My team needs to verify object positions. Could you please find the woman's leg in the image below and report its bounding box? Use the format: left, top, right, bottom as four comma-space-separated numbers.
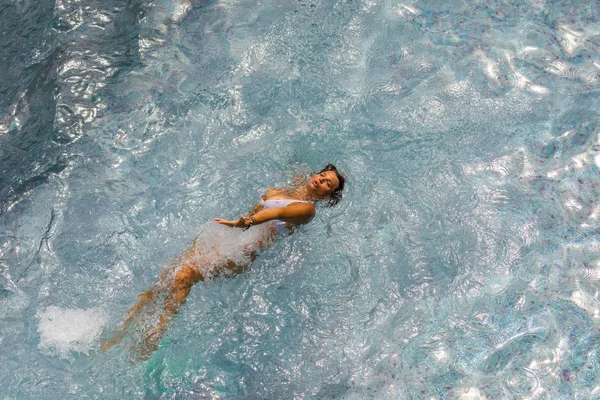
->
142, 266, 203, 342
100, 287, 161, 351
103, 228, 272, 359
101, 246, 205, 352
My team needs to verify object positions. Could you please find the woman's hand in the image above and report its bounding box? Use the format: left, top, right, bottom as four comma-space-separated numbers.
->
214, 215, 250, 228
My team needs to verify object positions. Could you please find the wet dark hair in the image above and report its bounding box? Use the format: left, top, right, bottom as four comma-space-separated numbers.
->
319, 164, 346, 206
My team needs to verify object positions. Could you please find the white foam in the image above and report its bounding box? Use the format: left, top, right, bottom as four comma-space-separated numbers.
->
169, 221, 272, 279
37, 306, 108, 358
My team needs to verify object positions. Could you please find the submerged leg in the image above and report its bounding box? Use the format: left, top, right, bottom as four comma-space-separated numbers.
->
101, 248, 200, 352
101, 285, 163, 351
132, 265, 205, 360
132, 257, 255, 361
104, 229, 270, 360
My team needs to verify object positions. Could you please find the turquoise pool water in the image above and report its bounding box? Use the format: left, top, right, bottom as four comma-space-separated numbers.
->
1, 0, 600, 398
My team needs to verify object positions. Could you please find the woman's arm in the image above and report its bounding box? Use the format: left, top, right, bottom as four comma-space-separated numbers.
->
251, 203, 315, 225
214, 203, 315, 228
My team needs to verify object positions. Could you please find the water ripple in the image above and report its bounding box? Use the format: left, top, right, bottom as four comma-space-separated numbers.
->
2, 0, 600, 398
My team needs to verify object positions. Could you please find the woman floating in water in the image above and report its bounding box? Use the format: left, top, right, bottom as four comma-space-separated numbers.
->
102, 164, 345, 360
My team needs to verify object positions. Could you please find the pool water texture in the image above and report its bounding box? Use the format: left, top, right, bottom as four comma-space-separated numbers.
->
1, 0, 600, 398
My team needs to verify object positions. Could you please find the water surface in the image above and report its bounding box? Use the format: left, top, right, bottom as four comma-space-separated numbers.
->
1, 0, 600, 398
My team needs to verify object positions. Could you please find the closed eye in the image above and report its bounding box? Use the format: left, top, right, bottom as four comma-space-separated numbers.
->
320, 172, 332, 187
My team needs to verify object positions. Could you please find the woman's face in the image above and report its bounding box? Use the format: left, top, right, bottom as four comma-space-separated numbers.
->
307, 170, 340, 198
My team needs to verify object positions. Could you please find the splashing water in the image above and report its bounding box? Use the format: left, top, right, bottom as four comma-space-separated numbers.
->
37, 306, 108, 359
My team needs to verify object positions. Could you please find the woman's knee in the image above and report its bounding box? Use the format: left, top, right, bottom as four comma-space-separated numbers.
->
174, 266, 203, 288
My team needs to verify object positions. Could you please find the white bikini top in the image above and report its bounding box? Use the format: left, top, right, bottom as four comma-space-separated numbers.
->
259, 198, 313, 233
261, 198, 312, 209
